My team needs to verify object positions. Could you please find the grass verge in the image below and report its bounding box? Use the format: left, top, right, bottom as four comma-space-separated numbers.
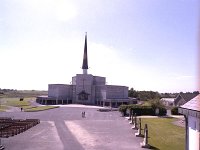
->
0, 105, 8, 112
24, 106, 59, 112
2, 97, 33, 107
141, 118, 185, 150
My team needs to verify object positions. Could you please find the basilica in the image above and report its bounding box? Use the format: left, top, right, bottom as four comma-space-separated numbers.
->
36, 34, 131, 107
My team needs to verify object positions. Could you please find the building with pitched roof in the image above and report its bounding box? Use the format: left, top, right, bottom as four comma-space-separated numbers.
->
179, 94, 200, 150
174, 92, 199, 106
36, 33, 130, 107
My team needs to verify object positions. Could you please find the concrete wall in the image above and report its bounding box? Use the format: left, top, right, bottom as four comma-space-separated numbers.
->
93, 76, 106, 85
106, 85, 128, 99
95, 85, 106, 100
48, 84, 72, 100
75, 74, 94, 104
72, 76, 76, 85
188, 116, 200, 150
48, 75, 129, 105
72, 85, 76, 102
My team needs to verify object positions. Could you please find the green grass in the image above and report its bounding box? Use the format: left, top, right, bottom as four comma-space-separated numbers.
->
0, 97, 59, 112
141, 118, 185, 150
24, 106, 59, 112
0, 90, 47, 98
22, 106, 37, 109
0, 105, 8, 112
2, 97, 34, 107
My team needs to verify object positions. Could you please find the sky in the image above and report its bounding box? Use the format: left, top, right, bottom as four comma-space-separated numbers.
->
0, 0, 199, 93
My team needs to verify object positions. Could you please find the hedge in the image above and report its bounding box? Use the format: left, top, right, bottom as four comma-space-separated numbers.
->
119, 105, 129, 116
171, 107, 180, 115
119, 104, 167, 116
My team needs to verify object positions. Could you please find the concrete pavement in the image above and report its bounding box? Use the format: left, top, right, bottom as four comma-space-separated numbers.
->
0, 106, 144, 150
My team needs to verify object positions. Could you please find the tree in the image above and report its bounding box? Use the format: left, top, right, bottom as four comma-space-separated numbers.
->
128, 88, 138, 98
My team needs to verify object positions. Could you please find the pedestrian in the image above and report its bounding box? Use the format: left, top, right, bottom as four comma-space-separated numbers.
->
81, 112, 83, 118
83, 111, 86, 118
21, 107, 23, 112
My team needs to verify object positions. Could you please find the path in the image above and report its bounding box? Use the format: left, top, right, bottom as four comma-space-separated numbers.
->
0, 106, 144, 150
5, 106, 21, 112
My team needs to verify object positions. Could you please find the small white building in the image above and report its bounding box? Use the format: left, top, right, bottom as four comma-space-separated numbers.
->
161, 93, 199, 107
179, 94, 200, 150
160, 98, 175, 106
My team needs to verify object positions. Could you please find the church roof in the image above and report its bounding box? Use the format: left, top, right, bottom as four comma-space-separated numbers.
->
82, 33, 88, 69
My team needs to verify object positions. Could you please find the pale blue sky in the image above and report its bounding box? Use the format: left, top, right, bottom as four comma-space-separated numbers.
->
0, 0, 199, 92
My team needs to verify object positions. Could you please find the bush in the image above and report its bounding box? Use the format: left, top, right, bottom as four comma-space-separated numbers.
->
119, 105, 129, 116
158, 107, 167, 116
119, 104, 167, 116
131, 105, 155, 116
98, 108, 111, 112
148, 99, 167, 116
149, 99, 165, 108
171, 107, 180, 115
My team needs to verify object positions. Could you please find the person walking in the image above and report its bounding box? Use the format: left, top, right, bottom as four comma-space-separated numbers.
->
81, 112, 83, 118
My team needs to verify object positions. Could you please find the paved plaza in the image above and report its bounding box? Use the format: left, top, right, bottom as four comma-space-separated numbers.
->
0, 105, 144, 150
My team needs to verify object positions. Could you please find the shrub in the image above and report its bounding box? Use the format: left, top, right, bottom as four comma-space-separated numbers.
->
149, 99, 165, 108
119, 104, 167, 116
98, 108, 111, 112
130, 105, 155, 116
171, 107, 180, 115
158, 107, 167, 116
119, 105, 129, 116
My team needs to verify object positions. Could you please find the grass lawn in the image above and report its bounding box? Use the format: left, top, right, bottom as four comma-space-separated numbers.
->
0, 97, 59, 112
24, 106, 59, 112
141, 118, 185, 150
0, 105, 8, 112
2, 97, 33, 107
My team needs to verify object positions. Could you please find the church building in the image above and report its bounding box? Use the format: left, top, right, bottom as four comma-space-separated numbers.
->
36, 33, 130, 107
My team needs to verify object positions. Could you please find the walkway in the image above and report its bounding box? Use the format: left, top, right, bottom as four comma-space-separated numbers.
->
5, 106, 21, 112
0, 106, 144, 150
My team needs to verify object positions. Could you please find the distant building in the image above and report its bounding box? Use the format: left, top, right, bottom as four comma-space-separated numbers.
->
161, 93, 199, 107
160, 98, 175, 106
179, 94, 200, 150
36, 33, 131, 107
174, 93, 199, 106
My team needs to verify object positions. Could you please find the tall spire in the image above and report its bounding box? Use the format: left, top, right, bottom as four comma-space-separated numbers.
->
82, 32, 88, 74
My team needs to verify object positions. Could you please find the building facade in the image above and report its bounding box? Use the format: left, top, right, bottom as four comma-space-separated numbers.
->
179, 94, 200, 150
36, 33, 130, 107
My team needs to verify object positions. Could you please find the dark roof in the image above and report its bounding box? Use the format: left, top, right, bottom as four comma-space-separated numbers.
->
180, 94, 200, 111
178, 93, 199, 102
82, 33, 88, 69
